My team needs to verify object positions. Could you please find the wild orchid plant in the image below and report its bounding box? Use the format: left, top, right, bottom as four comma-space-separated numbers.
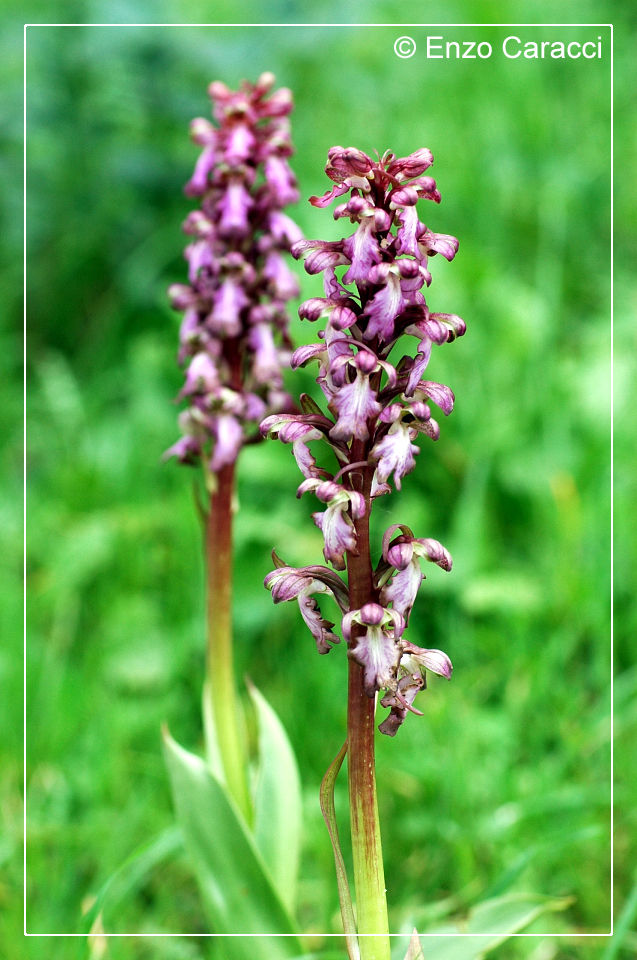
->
165, 73, 302, 824
263, 145, 465, 959
158, 86, 571, 955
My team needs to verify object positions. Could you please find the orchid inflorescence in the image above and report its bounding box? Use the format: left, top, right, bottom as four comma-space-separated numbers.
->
166, 73, 302, 478
263, 145, 465, 735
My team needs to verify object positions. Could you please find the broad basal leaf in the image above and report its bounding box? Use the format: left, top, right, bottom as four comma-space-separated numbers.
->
250, 682, 302, 914
163, 727, 302, 960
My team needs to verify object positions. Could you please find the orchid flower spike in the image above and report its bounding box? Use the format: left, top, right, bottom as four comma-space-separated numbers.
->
166, 74, 302, 480
264, 145, 465, 734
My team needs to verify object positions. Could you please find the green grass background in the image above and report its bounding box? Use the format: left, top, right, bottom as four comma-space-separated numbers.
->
5, 1, 636, 957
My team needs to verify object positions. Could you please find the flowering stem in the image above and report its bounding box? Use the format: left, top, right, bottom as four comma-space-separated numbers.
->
264, 142, 463, 951
346, 455, 391, 960
167, 72, 300, 827
206, 461, 251, 823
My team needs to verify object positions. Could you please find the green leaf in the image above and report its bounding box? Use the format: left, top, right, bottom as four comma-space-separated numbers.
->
162, 727, 302, 960
408, 893, 572, 960
249, 682, 302, 914
319, 740, 360, 960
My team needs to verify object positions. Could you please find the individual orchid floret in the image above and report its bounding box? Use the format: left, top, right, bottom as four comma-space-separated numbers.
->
378, 642, 453, 736
328, 351, 384, 442
361, 260, 429, 343
309, 146, 375, 207
292, 239, 349, 275
400, 309, 467, 394
209, 413, 244, 472
297, 294, 359, 330
163, 410, 204, 465
342, 214, 385, 284
342, 603, 405, 698
410, 380, 455, 416
291, 330, 372, 404
167, 75, 302, 480
298, 478, 366, 570
260, 410, 337, 478
400, 640, 453, 681
264, 554, 348, 653
370, 405, 421, 490
377, 524, 452, 623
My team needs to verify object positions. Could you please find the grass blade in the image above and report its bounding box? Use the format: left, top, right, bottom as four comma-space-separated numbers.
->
162, 727, 302, 960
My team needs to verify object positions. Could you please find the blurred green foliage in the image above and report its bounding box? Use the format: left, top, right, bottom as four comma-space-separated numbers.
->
6, 2, 635, 958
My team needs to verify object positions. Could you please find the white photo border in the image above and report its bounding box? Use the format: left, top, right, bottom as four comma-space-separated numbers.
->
23, 19, 615, 942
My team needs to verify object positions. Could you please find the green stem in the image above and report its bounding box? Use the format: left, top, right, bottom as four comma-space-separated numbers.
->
346, 456, 391, 960
205, 461, 251, 823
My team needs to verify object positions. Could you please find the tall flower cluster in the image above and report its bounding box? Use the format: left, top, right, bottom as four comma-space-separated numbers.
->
166, 73, 302, 475
263, 146, 465, 735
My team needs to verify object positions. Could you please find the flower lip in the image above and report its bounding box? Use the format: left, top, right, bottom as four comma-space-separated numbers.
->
313, 500, 358, 570
370, 422, 420, 492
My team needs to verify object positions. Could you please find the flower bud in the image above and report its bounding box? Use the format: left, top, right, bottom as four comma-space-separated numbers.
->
387, 148, 434, 179
326, 146, 374, 179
